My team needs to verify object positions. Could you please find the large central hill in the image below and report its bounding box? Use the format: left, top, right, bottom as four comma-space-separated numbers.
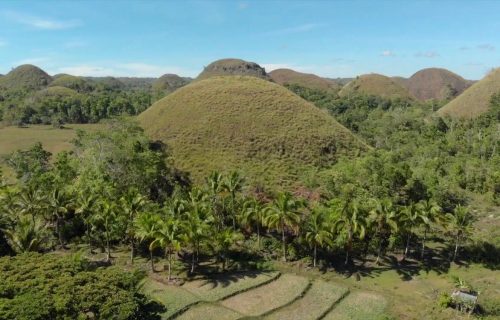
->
0, 64, 52, 91
269, 68, 341, 91
407, 68, 470, 100
339, 74, 413, 99
138, 76, 367, 187
197, 59, 269, 80
437, 68, 500, 119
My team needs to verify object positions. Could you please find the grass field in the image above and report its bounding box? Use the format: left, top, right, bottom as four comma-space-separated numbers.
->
182, 271, 280, 301
263, 280, 349, 320
175, 303, 241, 320
220, 273, 310, 316
323, 291, 387, 320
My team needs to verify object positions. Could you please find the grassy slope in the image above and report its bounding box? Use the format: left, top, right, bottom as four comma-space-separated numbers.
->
437, 68, 500, 119
269, 68, 341, 92
0, 64, 52, 91
138, 76, 367, 187
407, 68, 470, 101
339, 74, 414, 99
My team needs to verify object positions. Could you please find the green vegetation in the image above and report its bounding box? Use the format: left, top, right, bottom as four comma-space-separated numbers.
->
138, 76, 367, 187
196, 58, 269, 80
407, 67, 470, 101
322, 291, 387, 320
438, 68, 500, 118
339, 74, 414, 99
152, 74, 190, 100
269, 68, 341, 92
176, 303, 241, 320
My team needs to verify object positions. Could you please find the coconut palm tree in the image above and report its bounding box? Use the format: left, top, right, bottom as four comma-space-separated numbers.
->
209, 228, 243, 270
206, 171, 224, 229
120, 190, 147, 264
304, 208, 333, 267
400, 203, 429, 261
265, 192, 303, 262
93, 200, 121, 262
182, 209, 209, 274
446, 205, 475, 262
416, 199, 441, 260
75, 191, 97, 253
370, 198, 398, 265
3, 215, 49, 253
239, 197, 266, 249
222, 171, 244, 229
329, 199, 367, 265
135, 211, 162, 272
17, 186, 46, 224
46, 187, 73, 248
151, 217, 182, 280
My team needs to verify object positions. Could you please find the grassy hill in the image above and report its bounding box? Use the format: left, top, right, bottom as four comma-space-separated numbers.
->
197, 58, 269, 80
339, 74, 413, 99
152, 74, 190, 95
407, 68, 470, 100
437, 68, 500, 119
0, 64, 52, 91
49, 74, 92, 92
269, 68, 341, 92
138, 76, 367, 187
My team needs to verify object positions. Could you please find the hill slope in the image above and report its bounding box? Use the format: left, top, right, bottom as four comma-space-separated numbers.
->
437, 68, 500, 118
269, 68, 340, 91
339, 74, 413, 99
138, 76, 367, 186
0, 64, 52, 91
152, 74, 190, 95
407, 68, 470, 100
197, 59, 269, 80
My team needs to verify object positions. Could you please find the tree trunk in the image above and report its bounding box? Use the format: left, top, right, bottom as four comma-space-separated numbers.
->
453, 233, 460, 262
256, 224, 261, 249
191, 246, 196, 274
376, 240, 383, 265
313, 244, 317, 268
86, 223, 93, 254
421, 229, 427, 261
56, 217, 64, 249
168, 250, 172, 281
150, 249, 155, 272
130, 239, 134, 265
345, 248, 349, 265
105, 229, 111, 262
403, 233, 411, 261
281, 221, 286, 262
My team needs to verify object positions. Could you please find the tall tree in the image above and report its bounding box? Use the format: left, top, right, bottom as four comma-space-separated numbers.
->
46, 188, 73, 248
151, 217, 181, 280
265, 192, 303, 262
416, 199, 441, 260
370, 198, 398, 265
446, 205, 475, 262
120, 190, 147, 264
135, 211, 161, 272
3, 215, 49, 253
399, 203, 428, 261
222, 171, 244, 229
304, 208, 333, 267
239, 197, 266, 249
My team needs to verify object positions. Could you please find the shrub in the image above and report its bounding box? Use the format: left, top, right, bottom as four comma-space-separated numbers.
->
437, 292, 452, 308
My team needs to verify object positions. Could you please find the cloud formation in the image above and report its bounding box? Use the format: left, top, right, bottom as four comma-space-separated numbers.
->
4, 11, 81, 30
55, 62, 197, 77
381, 50, 396, 57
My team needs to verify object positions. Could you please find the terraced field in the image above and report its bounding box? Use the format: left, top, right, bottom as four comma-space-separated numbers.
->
142, 271, 387, 320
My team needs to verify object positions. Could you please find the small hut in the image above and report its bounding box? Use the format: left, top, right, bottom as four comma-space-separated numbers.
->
451, 290, 478, 314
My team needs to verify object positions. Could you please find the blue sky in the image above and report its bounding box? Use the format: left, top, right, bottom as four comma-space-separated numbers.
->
0, 0, 498, 79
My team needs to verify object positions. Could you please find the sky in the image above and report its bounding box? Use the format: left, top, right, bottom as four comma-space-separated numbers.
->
0, 0, 498, 80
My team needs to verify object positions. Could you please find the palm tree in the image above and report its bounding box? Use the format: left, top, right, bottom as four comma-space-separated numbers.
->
93, 200, 121, 262
17, 186, 46, 224
151, 218, 181, 280
416, 200, 441, 260
446, 205, 475, 262
46, 188, 73, 248
304, 208, 333, 267
370, 199, 398, 265
75, 192, 97, 253
239, 198, 266, 249
222, 171, 244, 229
206, 171, 223, 228
209, 228, 243, 270
329, 199, 367, 265
400, 203, 428, 261
182, 210, 208, 274
265, 192, 303, 262
135, 212, 162, 272
3, 215, 49, 253
120, 190, 147, 264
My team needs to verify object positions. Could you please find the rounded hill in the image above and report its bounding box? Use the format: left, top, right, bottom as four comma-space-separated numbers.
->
339, 74, 413, 99
0, 64, 52, 91
138, 76, 367, 186
152, 74, 190, 94
407, 68, 469, 100
437, 68, 500, 119
197, 59, 269, 80
49, 74, 92, 92
269, 68, 340, 91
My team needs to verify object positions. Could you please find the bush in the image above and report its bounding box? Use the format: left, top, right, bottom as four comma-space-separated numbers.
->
437, 292, 452, 308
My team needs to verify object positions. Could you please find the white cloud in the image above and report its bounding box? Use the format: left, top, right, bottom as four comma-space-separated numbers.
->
4, 11, 81, 30
477, 43, 495, 51
415, 51, 439, 58
263, 23, 326, 36
381, 50, 396, 57
55, 62, 197, 77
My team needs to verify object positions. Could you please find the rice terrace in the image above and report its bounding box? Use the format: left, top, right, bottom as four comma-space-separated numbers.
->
0, 1, 499, 320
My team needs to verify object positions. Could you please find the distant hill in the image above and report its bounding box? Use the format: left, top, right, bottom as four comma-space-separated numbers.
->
327, 77, 354, 86
407, 68, 470, 100
152, 74, 190, 96
339, 74, 413, 99
138, 76, 367, 187
0, 64, 52, 91
197, 58, 269, 80
269, 69, 341, 92
49, 75, 92, 92
391, 76, 409, 88
85, 76, 126, 91
437, 68, 500, 119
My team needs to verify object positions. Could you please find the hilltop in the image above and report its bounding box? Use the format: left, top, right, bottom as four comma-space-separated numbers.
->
197, 58, 269, 80
138, 76, 367, 187
269, 68, 341, 92
437, 68, 500, 118
0, 64, 52, 91
339, 74, 413, 99
152, 74, 190, 96
49, 74, 92, 92
407, 68, 470, 100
